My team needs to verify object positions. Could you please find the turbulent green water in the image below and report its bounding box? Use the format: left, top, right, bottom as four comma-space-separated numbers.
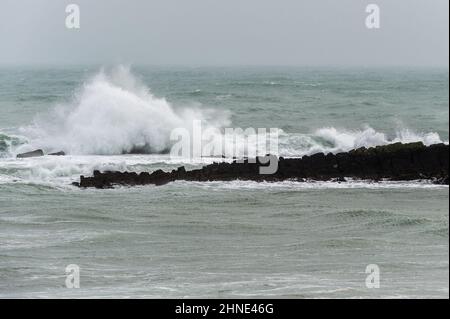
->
0, 66, 448, 298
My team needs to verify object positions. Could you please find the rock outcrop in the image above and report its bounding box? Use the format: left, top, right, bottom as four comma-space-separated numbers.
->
16, 149, 44, 158
16, 149, 66, 158
49, 151, 66, 156
75, 142, 449, 188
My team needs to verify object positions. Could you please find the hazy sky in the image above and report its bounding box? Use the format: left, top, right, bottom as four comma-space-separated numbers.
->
0, 0, 448, 66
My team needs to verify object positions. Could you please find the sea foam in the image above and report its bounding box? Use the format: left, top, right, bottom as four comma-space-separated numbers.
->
18, 66, 230, 155
7, 66, 447, 158
277, 126, 444, 157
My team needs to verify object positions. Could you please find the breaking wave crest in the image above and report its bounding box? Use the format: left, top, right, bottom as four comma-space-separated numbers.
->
3, 66, 446, 158
279, 126, 445, 156
18, 66, 231, 155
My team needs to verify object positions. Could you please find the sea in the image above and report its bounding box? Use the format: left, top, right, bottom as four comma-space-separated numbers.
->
0, 65, 448, 298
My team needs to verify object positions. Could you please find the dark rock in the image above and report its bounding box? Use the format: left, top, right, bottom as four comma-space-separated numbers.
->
434, 175, 449, 185
334, 176, 347, 183
16, 149, 44, 158
49, 151, 65, 156
76, 142, 450, 188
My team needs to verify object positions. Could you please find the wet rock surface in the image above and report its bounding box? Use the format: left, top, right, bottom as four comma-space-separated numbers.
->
17, 149, 66, 158
16, 149, 44, 158
75, 142, 449, 188
48, 151, 66, 156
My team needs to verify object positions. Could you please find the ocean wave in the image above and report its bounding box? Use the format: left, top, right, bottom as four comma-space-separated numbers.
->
0, 133, 27, 157
16, 66, 231, 156
3, 125, 446, 160
177, 179, 448, 191
278, 126, 445, 157
4, 66, 444, 158
1, 153, 448, 190
0, 154, 213, 188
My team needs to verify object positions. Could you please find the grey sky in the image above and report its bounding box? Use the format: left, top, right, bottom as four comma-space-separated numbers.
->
0, 0, 448, 66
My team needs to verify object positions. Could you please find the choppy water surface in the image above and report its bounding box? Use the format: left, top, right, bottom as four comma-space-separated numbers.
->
0, 66, 448, 298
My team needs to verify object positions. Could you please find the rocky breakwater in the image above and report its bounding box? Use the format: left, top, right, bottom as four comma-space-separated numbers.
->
16, 150, 66, 158
75, 142, 449, 188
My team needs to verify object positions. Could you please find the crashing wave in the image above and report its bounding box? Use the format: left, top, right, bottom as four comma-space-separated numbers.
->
18, 66, 231, 155
4, 66, 447, 158
278, 126, 445, 157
